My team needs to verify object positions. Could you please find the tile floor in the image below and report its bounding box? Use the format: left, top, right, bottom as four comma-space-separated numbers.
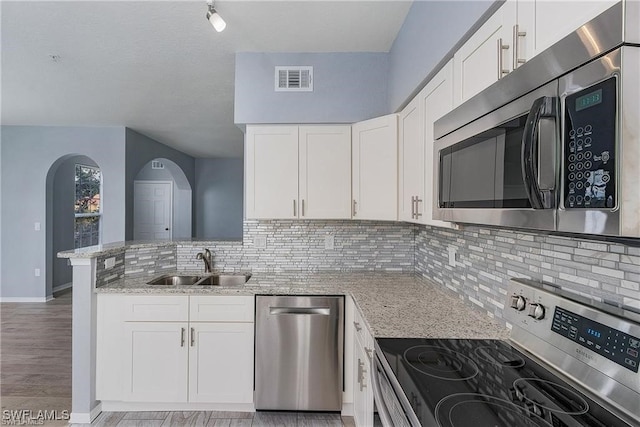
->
92, 410, 355, 427
1, 290, 355, 426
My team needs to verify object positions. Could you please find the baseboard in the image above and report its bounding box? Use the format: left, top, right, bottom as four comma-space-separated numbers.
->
0, 296, 53, 303
100, 401, 255, 412
69, 403, 102, 425
341, 402, 354, 416
53, 282, 72, 293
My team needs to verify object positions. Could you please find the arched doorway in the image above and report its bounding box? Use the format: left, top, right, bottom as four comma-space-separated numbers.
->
133, 158, 192, 240
46, 155, 101, 297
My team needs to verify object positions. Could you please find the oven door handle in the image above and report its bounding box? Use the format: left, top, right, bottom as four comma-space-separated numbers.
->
371, 356, 395, 427
522, 96, 557, 209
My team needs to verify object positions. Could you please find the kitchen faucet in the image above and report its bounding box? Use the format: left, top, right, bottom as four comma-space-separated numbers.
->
195, 248, 213, 273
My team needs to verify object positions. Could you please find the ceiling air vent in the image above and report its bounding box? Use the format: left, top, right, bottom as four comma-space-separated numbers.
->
151, 160, 165, 170
275, 66, 313, 92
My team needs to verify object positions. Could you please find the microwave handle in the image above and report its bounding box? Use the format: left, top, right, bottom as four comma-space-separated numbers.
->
522, 96, 557, 209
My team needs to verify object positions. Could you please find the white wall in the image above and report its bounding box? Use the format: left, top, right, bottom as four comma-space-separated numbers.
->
0, 126, 126, 300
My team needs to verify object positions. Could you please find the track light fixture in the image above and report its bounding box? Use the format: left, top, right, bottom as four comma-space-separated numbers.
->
206, 1, 226, 32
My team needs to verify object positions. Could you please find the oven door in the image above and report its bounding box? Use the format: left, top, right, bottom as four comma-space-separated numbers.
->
434, 80, 559, 231
372, 353, 421, 427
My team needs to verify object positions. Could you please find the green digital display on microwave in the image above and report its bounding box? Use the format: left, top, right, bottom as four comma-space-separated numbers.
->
575, 88, 603, 111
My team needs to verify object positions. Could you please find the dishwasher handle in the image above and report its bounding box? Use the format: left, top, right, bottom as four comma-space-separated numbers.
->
269, 306, 331, 315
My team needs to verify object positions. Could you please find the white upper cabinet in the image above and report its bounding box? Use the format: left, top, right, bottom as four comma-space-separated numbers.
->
299, 126, 352, 219
245, 125, 352, 220
398, 96, 424, 223
352, 115, 398, 221
453, 0, 516, 106
245, 125, 299, 219
454, 0, 620, 107
517, 0, 619, 59
420, 60, 456, 228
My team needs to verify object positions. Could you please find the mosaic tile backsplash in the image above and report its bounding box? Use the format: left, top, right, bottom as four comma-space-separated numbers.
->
178, 220, 415, 274
415, 224, 640, 325
96, 218, 640, 324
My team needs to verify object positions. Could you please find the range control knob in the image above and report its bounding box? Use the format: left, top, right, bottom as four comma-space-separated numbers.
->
528, 303, 546, 320
510, 295, 527, 311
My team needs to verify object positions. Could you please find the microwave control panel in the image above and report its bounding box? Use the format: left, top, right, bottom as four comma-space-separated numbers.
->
563, 77, 617, 209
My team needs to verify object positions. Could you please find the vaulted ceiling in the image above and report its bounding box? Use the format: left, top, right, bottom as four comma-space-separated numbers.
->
1, 1, 412, 158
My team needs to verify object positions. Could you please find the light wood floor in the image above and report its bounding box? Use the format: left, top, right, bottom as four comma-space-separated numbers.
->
1, 289, 72, 426
1, 290, 355, 426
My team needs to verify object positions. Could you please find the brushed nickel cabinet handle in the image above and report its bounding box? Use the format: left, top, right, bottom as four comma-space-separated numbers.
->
513, 25, 526, 70
415, 197, 423, 218
301, 199, 305, 217
411, 196, 416, 219
180, 328, 186, 347
190, 327, 195, 347
293, 199, 297, 217
352, 200, 357, 216
497, 38, 510, 80
358, 359, 367, 391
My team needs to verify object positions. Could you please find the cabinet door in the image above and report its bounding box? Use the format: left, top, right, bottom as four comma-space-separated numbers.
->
122, 322, 188, 402
352, 333, 374, 427
299, 126, 352, 219
453, 0, 516, 106
188, 322, 254, 403
398, 96, 424, 223
352, 115, 398, 221
245, 125, 299, 219
517, 0, 618, 62
421, 60, 457, 229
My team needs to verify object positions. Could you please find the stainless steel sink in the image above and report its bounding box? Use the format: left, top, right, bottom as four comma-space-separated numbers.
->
147, 275, 204, 286
147, 273, 251, 286
195, 274, 252, 286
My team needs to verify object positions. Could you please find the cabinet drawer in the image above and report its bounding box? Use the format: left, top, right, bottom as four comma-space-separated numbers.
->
189, 296, 255, 322
122, 296, 189, 322
353, 305, 373, 349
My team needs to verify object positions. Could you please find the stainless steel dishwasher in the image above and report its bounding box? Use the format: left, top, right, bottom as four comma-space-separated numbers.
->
254, 295, 344, 411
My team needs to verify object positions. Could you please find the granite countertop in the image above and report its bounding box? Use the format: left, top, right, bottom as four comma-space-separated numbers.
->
97, 271, 510, 340
57, 238, 241, 259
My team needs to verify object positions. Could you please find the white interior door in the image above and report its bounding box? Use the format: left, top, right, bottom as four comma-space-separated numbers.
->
134, 181, 173, 240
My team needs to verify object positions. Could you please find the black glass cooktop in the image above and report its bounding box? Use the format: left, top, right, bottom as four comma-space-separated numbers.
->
375, 338, 633, 427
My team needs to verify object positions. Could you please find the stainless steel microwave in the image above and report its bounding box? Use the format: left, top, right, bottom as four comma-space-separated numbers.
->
433, 3, 639, 238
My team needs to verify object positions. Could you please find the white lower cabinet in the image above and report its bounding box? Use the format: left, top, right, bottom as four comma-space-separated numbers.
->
97, 294, 254, 407
188, 322, 254, 403
351, 303, 374, 427
123, 322, 189, 402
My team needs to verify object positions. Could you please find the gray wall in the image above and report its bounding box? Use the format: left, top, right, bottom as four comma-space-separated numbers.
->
387, 0, 495, 111
0, 125, 126, 299
52, 155, 99, 290
125, 129, 195, 240
234, 52, 389, 124
194, 158, 243, 240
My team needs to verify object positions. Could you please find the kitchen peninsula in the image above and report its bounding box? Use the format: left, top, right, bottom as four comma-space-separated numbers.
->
59, 238, 509, 424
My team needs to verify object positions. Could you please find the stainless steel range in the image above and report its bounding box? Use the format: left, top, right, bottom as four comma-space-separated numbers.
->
373, 279, 640, 426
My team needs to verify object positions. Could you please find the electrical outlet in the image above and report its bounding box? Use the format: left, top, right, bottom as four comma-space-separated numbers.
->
104, 257, 116, 269
34, 268, 41, 277
448, 247, 457, 267
34, 222, 41, 231
254, 236, 267, 249
324, 235, 335, 250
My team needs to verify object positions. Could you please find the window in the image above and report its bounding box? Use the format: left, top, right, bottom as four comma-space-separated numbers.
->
74, 164, 102, 248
